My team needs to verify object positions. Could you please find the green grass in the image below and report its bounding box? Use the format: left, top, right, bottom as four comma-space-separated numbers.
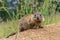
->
0, 20, 18, 38
0, 14, 60, 38
43, 13, 60, 26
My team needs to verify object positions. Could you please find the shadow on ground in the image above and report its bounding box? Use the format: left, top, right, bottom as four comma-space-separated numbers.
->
0, 23, 60, 40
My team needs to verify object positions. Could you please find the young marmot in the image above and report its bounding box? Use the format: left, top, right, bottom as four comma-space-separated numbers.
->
6, 12, 44, 38
18, 12, 44, 32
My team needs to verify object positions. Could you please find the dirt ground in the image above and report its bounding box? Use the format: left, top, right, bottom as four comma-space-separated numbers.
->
0, 22, 60, 40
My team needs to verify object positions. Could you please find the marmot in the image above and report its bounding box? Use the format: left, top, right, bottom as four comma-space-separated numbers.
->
19, 12, 44, 32
6, 12, 44, 38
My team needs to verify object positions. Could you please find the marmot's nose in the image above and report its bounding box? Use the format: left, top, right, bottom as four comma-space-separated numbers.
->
37, 17, 39, 20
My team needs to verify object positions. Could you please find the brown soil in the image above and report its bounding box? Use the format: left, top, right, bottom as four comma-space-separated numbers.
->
0, 23, 60, 40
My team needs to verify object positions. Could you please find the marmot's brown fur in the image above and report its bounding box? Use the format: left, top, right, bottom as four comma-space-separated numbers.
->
6, 12, 44, 38
19, 12, 44, 32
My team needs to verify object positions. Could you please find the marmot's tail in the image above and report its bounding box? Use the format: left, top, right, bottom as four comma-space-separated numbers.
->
6, 32, 16, 38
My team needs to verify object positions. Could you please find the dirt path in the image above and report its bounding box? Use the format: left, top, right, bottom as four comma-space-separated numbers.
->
0, 23, 60, 40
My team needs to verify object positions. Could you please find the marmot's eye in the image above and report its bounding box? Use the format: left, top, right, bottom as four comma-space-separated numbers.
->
40, 14, 42, 16
34, 14, 36, 18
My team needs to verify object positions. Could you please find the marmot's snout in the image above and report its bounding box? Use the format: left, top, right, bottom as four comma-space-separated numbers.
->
37, 17, 39, 20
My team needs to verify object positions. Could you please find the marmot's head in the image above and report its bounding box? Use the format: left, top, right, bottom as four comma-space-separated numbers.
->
32, 12, 44, 22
